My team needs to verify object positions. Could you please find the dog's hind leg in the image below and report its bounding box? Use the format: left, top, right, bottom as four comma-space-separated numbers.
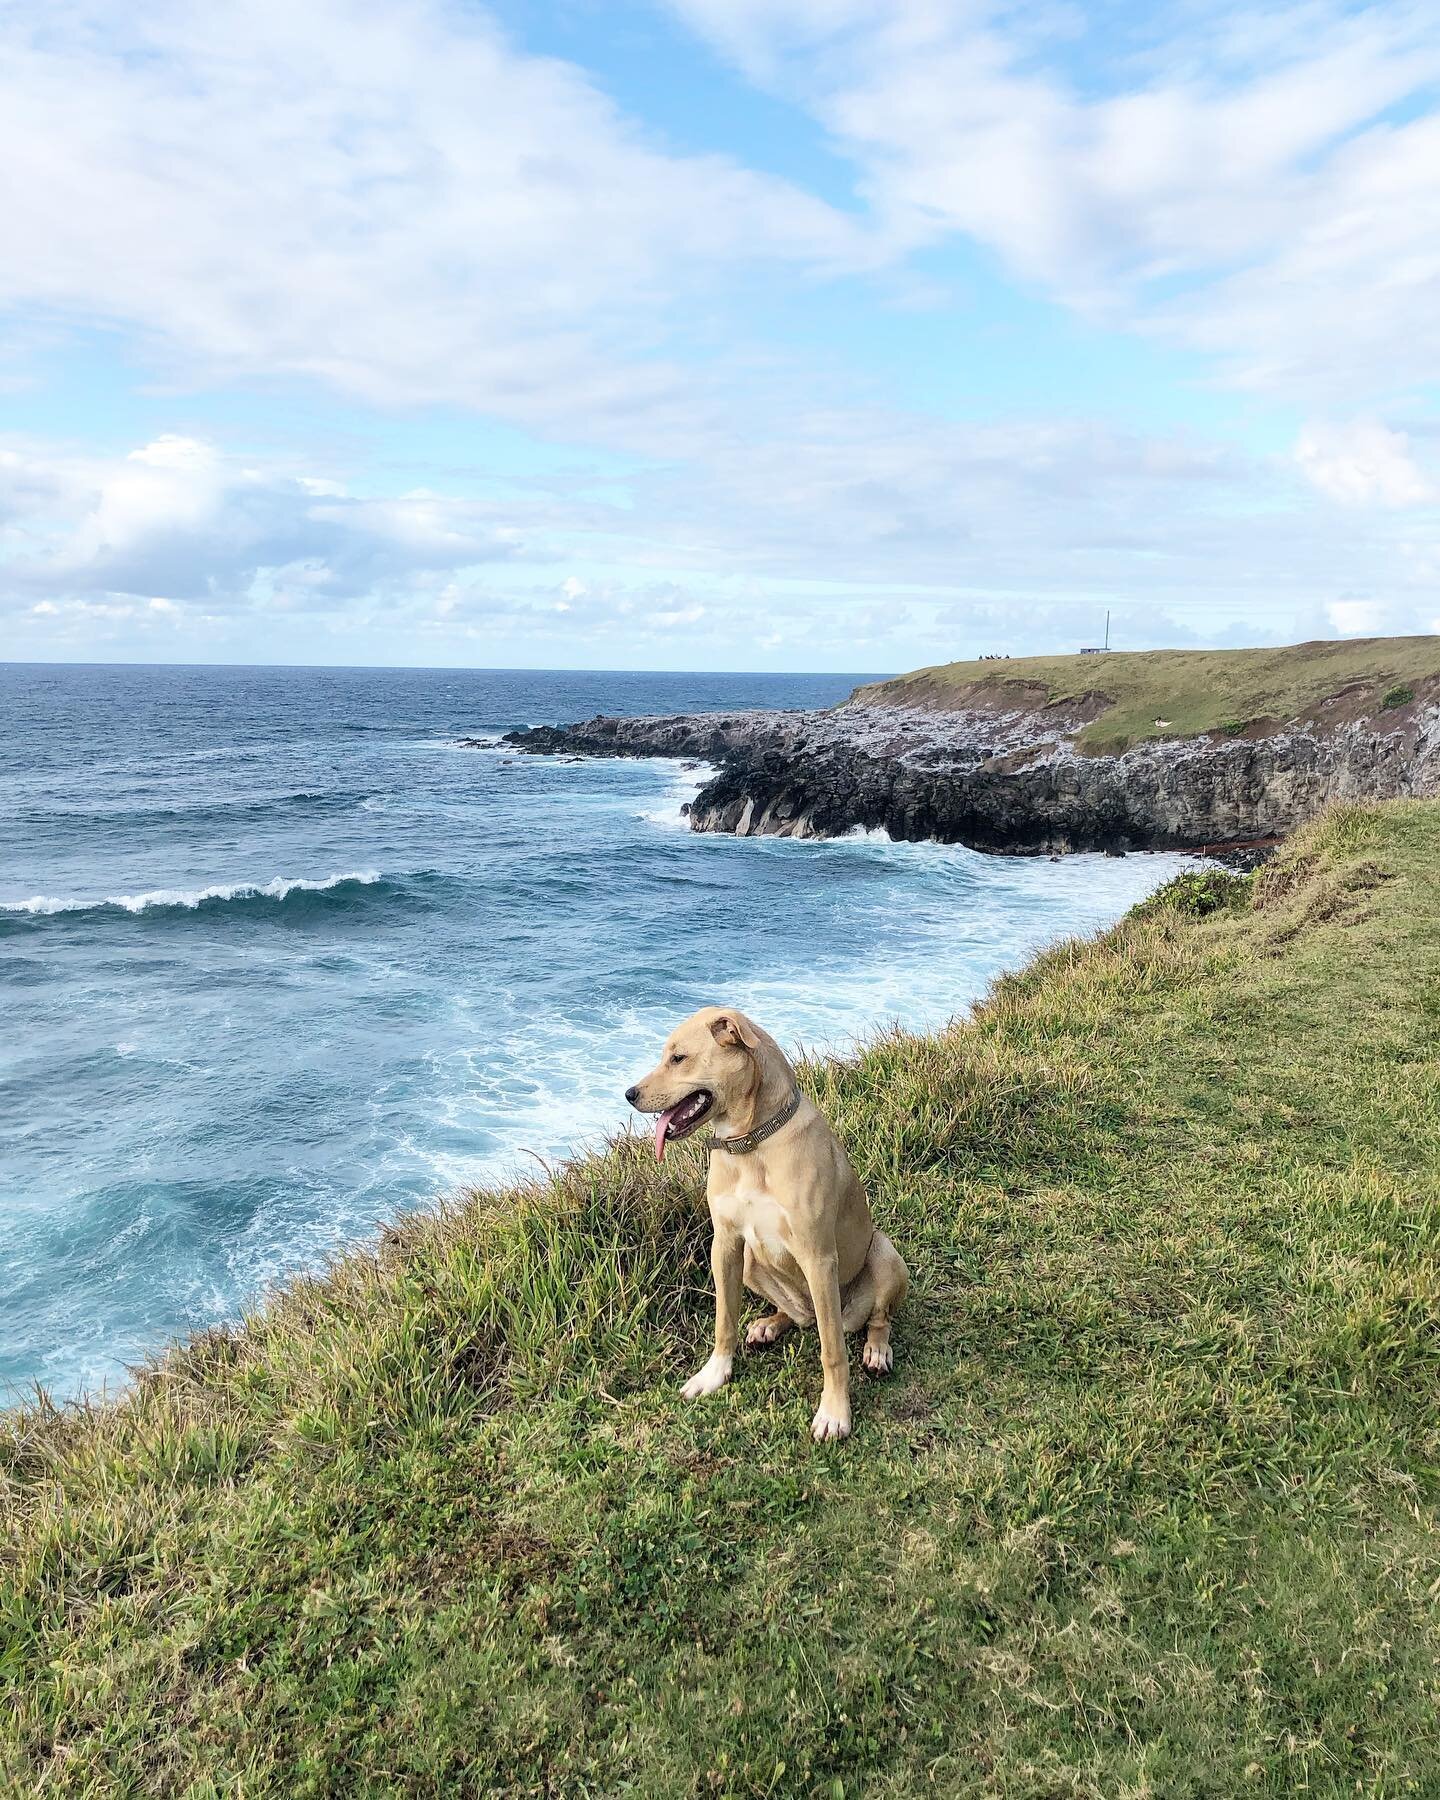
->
743, 1245, 797, 1349
746, 1311, 794, 1350
858, 1230, 909, 1376
840, 1264, 875, 1334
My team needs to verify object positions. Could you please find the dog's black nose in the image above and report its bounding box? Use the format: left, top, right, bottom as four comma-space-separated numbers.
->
624, 1084, 640, 1107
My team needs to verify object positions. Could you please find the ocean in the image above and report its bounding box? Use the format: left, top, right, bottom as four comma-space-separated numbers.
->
0, 663, 1191, 1402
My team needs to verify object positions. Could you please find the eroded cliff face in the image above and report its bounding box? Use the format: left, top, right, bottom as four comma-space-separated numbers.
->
500, 695, 1440, 854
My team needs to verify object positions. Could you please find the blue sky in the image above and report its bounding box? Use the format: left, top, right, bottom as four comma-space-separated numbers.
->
2, 0, 1438, 670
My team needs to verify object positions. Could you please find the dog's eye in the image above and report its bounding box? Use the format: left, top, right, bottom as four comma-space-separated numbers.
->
669, 1052, 686, 1065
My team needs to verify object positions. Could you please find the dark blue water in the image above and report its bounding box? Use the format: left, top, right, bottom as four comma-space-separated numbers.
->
0, 664, 1189, 1401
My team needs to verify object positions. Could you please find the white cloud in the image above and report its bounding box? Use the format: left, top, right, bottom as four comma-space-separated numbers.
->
1328, 596, 1390, 634
0, 0, 869, 449
1323, 595, 1440, 637
0, 434, 534, 608
667, 0, 1440, 404
1296, 421, 1434, 507
67, 436, 226, 567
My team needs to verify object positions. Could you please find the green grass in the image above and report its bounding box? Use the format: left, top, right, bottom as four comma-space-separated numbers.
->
5, 801, 1440, 1797
850, 636, 1440, 753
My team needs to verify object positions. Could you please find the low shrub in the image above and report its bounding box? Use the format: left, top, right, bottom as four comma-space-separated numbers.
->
1129, 866, 1251, 919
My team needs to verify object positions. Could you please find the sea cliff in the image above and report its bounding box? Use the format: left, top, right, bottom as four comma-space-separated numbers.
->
499, 639, 1440, 854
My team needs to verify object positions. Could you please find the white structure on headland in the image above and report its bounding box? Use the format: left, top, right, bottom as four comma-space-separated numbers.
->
1080, 609, 1112, 654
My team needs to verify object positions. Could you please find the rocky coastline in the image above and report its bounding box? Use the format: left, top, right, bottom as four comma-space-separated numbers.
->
494, 689, 1440, 858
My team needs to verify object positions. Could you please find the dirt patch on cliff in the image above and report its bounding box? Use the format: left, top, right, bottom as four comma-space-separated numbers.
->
851, 675, 1111, 730
850, 674, 1053, 714
1296, 670, 1440, 732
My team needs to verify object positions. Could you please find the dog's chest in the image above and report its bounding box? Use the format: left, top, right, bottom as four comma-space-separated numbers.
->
710, 1178, 797, 1272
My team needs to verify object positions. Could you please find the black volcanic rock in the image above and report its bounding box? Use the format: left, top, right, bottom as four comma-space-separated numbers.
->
493, 697, 1440, 856
501, 712, 800, 761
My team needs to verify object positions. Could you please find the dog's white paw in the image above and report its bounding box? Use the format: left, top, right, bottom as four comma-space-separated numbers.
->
810, 1403, 852, 1442
862, 1339, 894, 1376
680, 1354, 733, 1400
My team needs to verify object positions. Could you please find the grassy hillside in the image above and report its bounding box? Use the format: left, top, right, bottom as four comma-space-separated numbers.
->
850, 635, 1440, 754
5, 802, 1440, 1797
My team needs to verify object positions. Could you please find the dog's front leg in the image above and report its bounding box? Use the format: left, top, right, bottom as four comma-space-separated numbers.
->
681, 1226, 743, 1400
800, 1249, 851, 1442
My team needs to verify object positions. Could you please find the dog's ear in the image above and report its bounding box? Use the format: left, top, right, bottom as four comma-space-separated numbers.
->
710, 1012, 761, 1051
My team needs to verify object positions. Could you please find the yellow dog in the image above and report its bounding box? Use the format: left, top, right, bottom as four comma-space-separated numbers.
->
626, 1007, 909, 1441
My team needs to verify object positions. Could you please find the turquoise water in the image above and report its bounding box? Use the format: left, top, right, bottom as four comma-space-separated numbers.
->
0, 664, 1190, 1401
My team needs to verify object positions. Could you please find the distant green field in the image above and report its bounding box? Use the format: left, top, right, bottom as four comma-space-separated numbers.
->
851, 635, 1440, 753
5, 801, 1440, 1797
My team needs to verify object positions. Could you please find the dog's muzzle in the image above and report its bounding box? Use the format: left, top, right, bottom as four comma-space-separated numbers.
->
628, 1086, 714, 1160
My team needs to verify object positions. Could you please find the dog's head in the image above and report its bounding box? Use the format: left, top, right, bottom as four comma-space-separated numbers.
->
625, 1006, 773, 1159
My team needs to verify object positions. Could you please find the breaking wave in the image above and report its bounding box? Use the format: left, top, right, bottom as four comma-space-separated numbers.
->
1, 870, 386, 919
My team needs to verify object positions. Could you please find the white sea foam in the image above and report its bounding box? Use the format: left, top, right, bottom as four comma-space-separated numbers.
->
637, 760, 715, 830
403, 733, 508, 753
377, 852, 1188, 1197
1, 870, 383, 916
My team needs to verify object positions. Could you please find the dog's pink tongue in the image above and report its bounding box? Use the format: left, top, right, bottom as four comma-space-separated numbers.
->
655, 1105, 679, 1162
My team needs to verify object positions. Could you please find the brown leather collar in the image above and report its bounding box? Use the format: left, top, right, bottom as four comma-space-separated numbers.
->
710, 1089, 801, 1156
